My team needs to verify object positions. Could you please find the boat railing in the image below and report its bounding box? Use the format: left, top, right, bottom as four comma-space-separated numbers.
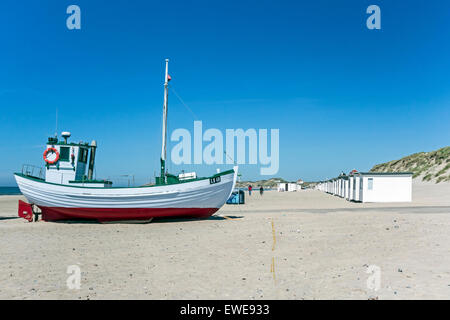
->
22, 164, 45, 180
106, 174, 136, 187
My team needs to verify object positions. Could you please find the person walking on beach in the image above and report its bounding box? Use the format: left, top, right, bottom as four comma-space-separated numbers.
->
259, 186, 264, 196
248, 185, 252, 196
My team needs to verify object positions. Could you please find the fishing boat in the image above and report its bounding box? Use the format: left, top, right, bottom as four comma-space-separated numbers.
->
14, 59, 238, 222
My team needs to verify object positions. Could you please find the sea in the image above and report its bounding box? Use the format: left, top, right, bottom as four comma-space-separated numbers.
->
0, 187, 21, 195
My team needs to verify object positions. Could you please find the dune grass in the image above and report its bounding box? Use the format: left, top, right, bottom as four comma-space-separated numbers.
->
370, 146, 450, 183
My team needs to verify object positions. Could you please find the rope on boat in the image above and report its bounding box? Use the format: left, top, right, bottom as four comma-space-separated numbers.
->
170, 86, 199, 120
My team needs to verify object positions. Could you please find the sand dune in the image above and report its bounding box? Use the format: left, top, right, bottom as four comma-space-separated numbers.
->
0, 181, 449, 299
370, 146, 450, 183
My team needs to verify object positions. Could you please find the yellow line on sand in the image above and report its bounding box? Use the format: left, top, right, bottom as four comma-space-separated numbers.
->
270, 256, 276, 282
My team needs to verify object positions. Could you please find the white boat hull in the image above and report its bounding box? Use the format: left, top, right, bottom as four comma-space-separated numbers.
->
14, 167, 237, 222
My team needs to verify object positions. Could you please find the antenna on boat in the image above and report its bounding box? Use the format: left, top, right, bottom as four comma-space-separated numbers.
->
55, 108, 58, 138
160, 59, 170, 184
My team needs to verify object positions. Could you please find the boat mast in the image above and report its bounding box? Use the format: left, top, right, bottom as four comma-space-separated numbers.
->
160, 59, 169, 183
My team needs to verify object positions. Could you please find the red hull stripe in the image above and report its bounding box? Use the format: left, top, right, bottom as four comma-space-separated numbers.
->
39, 206, 219, 222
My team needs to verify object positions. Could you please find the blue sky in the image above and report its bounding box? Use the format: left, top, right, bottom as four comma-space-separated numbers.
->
1, 0, 449, 185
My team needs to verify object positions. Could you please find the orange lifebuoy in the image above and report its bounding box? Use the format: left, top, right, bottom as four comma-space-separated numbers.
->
43, 147, 59, 165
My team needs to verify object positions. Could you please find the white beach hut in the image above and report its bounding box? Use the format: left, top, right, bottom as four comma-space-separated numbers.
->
337, 174, 348, 198
277, 182, 299, 192
277, 183, 286, 192
354, 172, 412, 202
348, 176, 353, 200
316, 171, 412, 203
347, 170, 358, 201
354, 175, 361, 201
344, 177, 350, 200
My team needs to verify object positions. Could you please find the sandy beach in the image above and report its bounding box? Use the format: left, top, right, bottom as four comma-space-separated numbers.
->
1, 180, 450, 300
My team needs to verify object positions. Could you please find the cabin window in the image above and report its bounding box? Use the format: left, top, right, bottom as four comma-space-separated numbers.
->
60, 147, 70, 162
78, 148, 88, 163
368, 178, 373, 190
